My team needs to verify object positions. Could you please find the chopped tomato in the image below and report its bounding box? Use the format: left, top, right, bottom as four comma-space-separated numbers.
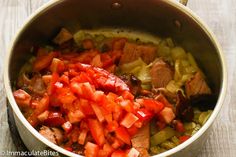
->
115, 127, 131, 145
33, 51, 58, 71
62, 121, 73, 133
70, 82, 95, 100
135, 108, 154, 122
118, 98, 134, 113
101, 53, 113, 68
68, 110, 85, 123
127, 125, 139, 136
91, 54, 103, 67
80, 99, 95, 116
47, 72, 59, 95
158, 107, 175, 124
13, 89, 31, 107
102, 143, 114, 156
120, 113, 139, 129
91, 103, 105, 122
88, 119, 105, 146
137, 99, 164, 114
122, 91, 134, 101
49, 58, 65, 73
84, 142, 99, 157
58, 87, 77, 105
44, 111, 65, 127
37, 110, 49, 122
179, 135, 191, 143
111, 150, 126, 157
106, 121, 119, 132
78, 129, 88, 145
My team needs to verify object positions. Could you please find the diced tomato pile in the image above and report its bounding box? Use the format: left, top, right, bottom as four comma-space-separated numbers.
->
13, 45, 177, 156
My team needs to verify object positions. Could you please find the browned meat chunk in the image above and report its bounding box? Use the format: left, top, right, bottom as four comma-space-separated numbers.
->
119, 43, 157, 65
185, 71, 211, 98
131, 123, 150, 157
53, 28, 73, 45
150, 59, 173, 88
39, 126, 63, 144
29, 75, 46, 95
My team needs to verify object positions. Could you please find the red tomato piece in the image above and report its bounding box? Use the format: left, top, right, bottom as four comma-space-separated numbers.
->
44, 111, 65, 127
13, 89, 31, 107
84, 142, 99, 157
111, 150, 126, 157
88, 119, 105, 146
122, 91, 134, 101
80, 99, 95, 116
135, 108, 154, 122
102, 143, 114, 156
119, 99, 134, 113
91, 103, 105, 123
68, 110, 85, 123
62, 121, 73, 133
33, 51, 58, 71
78, 129, 88, 145
115, 126, 131, 145
120, 113, 139, 129
47, 72, 59, 95
49, 58, 65, 73
179, 135, 191, 143
127, 125, 139, 136
106, 121, 119, 132
158, 107, 176, 124
137, 99, 164, 114
37, 110, 49, 122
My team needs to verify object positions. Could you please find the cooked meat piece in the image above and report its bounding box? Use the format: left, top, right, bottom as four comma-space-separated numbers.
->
51, 128, 64, 144
82, 39, 94, 50
119, 43, 157, 65
131, 123, 150, 156
53, 28, 73, 45
120, 74, 142, 96
176, 91, 194, 122
185, 71, 211, 98
39, 126, 63, 144
150, 59, 173, 88
29, 75, 46, 95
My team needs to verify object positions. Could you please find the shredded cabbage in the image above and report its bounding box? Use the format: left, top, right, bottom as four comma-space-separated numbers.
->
119, 58, 152, 89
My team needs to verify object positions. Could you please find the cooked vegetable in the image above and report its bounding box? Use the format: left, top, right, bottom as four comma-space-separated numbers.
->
14, 28, 215, 156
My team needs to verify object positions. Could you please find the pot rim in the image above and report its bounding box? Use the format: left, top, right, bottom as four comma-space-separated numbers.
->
3, 0, 227, 157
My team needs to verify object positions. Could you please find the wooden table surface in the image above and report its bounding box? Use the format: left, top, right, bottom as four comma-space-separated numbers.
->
0, 0, 235, 156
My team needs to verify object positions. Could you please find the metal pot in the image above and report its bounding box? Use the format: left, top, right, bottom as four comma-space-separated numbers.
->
4, 0, 227, 157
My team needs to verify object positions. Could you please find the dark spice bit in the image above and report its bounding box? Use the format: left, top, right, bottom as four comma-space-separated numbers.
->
120, 74, 142, 96
176, 91, 194, 122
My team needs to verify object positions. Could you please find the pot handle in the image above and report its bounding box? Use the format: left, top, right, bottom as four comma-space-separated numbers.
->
179, 0, 188, 6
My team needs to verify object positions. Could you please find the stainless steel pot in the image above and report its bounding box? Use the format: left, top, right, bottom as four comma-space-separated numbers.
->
4, 0, 227, 157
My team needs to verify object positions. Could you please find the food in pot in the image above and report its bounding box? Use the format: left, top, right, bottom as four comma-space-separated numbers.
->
13, 28, 216, 156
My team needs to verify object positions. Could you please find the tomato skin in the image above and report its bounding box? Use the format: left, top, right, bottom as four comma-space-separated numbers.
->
44, 111, 65, 127
137, 99, 164, 114
88, 119, 105, 146
120, 113, 139, 129
115, 126, 131, 145
47, 72, 59, 95
135, 108, 154, 122
85, 142, 99, 157
111, 150, 126, 157
179, 135, 191, 143
106, 121, 119, 132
